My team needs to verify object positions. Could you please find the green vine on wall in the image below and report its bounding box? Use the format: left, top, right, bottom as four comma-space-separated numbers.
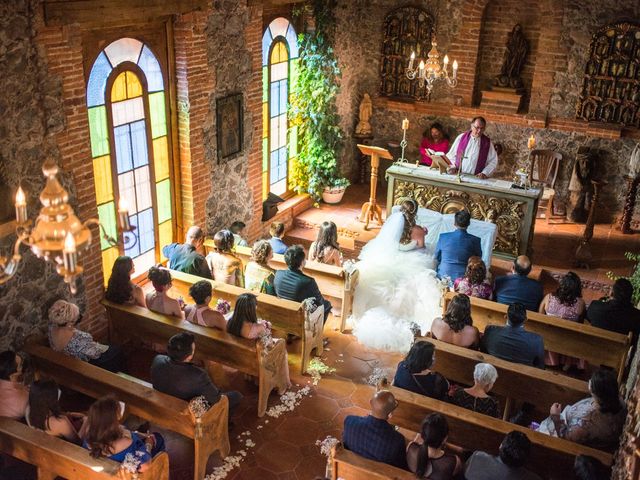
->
290, 0, 349, 202
608, 251, 640, 305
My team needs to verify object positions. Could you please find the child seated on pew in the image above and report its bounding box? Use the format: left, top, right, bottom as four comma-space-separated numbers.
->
309, 221, 343, 267
184, 280, 228, 330
229, 221, 249, 248
146, 266, 185, 319
26, 379, 84, 444
80, 396, 165, 473
227, 293, 291, 390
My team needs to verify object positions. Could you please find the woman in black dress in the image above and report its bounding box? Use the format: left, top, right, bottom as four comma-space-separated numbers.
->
450, 362, 500, 418
392, 341, 449, 401
406, 413, 461, 480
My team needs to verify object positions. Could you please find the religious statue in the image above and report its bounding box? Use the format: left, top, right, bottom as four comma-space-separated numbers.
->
567, 147, 595, 223
494, 24, 529, 89
355, 93, 373, 136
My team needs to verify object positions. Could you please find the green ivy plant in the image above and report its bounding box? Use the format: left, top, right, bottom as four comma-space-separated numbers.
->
607, 252, 640, 305
290, 0, 349, 202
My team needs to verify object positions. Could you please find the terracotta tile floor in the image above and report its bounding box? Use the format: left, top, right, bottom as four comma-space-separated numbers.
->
116, 183, 640, 479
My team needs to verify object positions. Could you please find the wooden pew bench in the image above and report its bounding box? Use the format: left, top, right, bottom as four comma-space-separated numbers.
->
165, 268, 324, 374
387, 384, 613, 479
330, 444, 414, 480
421, 336, 590, 419
24, 342, 228, 480
0, 417, 169, 480
204, 240, 359, 323
443, 291, 632, 381
102, 299, 290, 417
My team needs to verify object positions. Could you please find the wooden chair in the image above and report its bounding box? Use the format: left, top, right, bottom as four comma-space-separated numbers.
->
528, 149, 562, 223
0, 417, 169, 480
330, 444, 414, 480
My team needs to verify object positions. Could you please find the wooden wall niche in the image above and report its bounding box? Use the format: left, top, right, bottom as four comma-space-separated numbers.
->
577, 21, 640, 127
379, 6, 434, 100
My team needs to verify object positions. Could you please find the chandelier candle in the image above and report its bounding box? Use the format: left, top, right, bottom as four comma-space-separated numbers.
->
117, 198, 131, 231
14, 186, 27, 224
528, 134, 536, 150
63, 231, 77, 273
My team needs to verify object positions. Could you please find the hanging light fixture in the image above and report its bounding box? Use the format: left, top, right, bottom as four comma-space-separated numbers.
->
0, 159, 135, 294
406, 36, 458, 100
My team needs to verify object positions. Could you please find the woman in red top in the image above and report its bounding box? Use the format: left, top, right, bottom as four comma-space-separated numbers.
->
419, 122, 449, 166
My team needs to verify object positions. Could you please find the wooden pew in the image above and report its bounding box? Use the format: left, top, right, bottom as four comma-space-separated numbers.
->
387, 384, 613, 480
165, 268, 324, 374
330, 444, 414, 480
422, 336, 590, 419
204, 240, 359, 323
24, 343, 229, 480
443, 291, 632, 381
0, 417, 169, 480
102, 299, 290, 416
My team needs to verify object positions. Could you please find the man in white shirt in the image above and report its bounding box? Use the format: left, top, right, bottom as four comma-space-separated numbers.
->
445, 116, 498, 179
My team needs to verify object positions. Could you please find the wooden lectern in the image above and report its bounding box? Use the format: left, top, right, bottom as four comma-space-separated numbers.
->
357, 144, 393, 230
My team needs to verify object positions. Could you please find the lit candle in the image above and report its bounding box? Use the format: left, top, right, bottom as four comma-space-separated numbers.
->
117, 198, 131, 231
452, 60, 459, 79
527, 134, 536, 150
418, 60, 425, 80
443, 55, 449, 66
63, 231, 77, 273
15, 186, 27, 224
402, 118, 409, 130
409, 51, 415, 70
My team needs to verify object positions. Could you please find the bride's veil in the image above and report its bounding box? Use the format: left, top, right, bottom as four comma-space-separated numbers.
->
358, 210, 404, 261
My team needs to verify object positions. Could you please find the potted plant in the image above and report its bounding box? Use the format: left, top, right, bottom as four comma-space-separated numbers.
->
290, 0, 348, 204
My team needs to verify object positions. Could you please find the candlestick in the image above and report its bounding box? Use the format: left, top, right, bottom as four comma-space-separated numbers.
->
399, 127, 408, 163
527, 134, 536, 150
63, 231, 77, 273
409, 51, 415, 70
443, 55, 449, 66
402, 118, 409, 130
15, 186, 27, 224
117, 198, 131, 231
452, 60, 458, 79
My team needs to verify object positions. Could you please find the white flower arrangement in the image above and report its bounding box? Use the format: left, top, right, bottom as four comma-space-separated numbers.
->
315, 435, 340, 457
189, 395, 211, 418
266, 386, 312, 418
301, 297, 317, 313
121, 451, 145, 475
366, 367, 393, 387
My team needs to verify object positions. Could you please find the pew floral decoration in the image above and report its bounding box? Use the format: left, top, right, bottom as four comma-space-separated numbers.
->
121, 451, 146, 477
367, 366, 394, 387
437, 277, 450, 307
188, 395, 211, 418
215, 299, 231, 315
316, 435, 340, 478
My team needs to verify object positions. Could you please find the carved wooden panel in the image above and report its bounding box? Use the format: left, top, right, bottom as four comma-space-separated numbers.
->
379, 6, 433, 100
577, 22, 640, 127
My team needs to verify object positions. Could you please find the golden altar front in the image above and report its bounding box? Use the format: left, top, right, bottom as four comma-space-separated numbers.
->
385, 164, 542, 260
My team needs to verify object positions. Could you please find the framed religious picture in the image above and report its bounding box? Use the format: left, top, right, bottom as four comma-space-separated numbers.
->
216, 93, 244, 163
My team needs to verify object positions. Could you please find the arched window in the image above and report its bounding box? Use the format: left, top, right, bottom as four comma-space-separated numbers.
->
262, 18, 299, 199
86, 38, 174, 281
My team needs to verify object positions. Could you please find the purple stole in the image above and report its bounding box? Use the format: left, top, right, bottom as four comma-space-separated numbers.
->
455, 131, 490, 174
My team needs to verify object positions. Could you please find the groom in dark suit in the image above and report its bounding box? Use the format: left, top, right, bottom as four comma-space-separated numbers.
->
435, 209, 482, 282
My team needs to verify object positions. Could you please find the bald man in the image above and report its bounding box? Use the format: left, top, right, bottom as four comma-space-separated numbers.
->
342, 390, 407, 469
161, 226, 212, 279
494, 255, 544, 312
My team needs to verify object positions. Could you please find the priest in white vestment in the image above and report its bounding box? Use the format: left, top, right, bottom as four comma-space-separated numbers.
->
445, 116, 498, 179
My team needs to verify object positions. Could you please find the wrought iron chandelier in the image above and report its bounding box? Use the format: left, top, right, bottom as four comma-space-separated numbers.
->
0, 159, 135, 294
405, 37, 458, 99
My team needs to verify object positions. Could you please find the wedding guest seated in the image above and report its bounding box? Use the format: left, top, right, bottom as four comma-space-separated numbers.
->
454, 256, 493, 300
274, 245, 332, 323
464, 431, 541, 480
150, 332, 242, 414
342, 390, 407, 469
184, 280, 227, 330
146, 266, 184, 319
269, 221, 288, 255
229, 221, 249, 248
81, 396, 165, 473
540, 271, 585, 370
536, 368, 626, 449
48, 300, 124, 373
309, 221, 343, 266
27, 379, 84, 443
0, 351, 29, 419
105, 256, 146, 307
587, 278, 640, 345
392, 341, 449, 401
494, 255, 543, 312
419, 122, 450, 166
450, 363, 500, 418
162, 226, 212, 279
480, 303, 545, 369
406, 413, 461, 480
226, 293, 290, 389
430, 294, 480, 349
435, 210, 482, 283
574, 455, 609, 480
245, 240, 276, 295
206, 230, 244, 287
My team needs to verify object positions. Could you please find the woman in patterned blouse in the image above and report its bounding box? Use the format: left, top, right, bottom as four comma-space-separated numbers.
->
453, 256, 493, 300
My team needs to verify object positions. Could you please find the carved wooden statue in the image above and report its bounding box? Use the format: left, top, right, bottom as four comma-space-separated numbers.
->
355, 93, 373, 136
567, 147, 595, 223
494, 24, 529, 89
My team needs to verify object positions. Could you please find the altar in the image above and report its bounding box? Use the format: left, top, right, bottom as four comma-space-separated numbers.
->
385, 163, 541, 259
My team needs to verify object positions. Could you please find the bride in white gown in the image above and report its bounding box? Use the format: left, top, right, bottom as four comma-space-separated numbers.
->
350, 199, 445, 353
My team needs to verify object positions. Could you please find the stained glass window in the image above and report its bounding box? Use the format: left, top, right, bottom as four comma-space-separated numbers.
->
86, 38, 174, 280
262, 18, 299, 199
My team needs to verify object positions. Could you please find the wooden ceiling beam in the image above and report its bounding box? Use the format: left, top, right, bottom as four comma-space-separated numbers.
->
43, 0, 209, 27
